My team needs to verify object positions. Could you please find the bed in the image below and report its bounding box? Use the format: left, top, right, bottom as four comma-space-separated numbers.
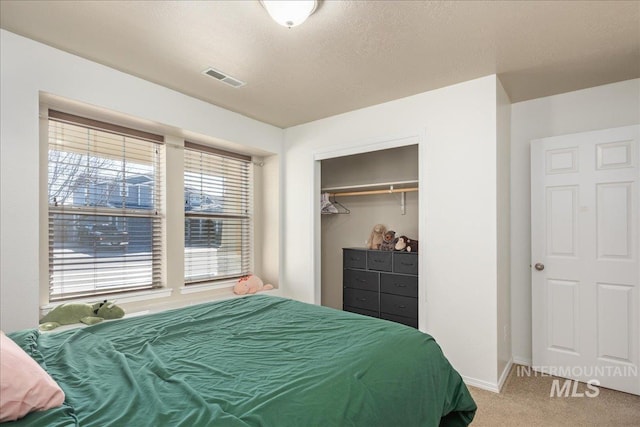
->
3, 295, 476, 426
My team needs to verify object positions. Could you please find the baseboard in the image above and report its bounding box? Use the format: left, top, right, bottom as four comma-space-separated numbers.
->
463, 357, 514, 394
461, 376, 500, 393
513, 356, 532, 367
497, 357, 514, 391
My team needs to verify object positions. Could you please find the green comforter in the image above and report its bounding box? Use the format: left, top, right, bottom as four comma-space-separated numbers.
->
6, 295, 476, 426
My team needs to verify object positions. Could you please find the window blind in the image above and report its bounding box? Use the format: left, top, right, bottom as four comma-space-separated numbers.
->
184, 142, 252, 284
47, 110, 163, 300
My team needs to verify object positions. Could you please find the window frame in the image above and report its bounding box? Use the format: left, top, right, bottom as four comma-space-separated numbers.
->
46, 110, 165, 301
183, 141, 254, 285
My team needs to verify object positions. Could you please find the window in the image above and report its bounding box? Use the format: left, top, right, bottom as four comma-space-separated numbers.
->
47, 110, 163, 300
184, 142, 252, 283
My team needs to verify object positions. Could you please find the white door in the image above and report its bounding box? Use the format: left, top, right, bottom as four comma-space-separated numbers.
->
531, 125, 640, 395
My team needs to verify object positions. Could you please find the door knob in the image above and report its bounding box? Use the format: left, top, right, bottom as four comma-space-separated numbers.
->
534, 263, 545, 271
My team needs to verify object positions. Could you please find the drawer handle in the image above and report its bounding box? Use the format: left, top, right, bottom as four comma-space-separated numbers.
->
357, 298, 367, 302
395, 283, 407, 287
401, 262, 414, 266
398, 305, 407, 309
350, 257, 360, 261
357, 278, 367, 283
374, 259, 384, 263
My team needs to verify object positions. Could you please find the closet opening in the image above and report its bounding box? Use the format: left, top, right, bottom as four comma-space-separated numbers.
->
318, 144, 420, 327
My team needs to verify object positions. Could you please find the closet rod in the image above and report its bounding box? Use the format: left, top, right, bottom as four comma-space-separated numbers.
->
328, 187, 418, 197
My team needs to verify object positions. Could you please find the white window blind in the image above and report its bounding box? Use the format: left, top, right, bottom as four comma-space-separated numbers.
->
47, 110, 163, 300
184, 142, 252, 284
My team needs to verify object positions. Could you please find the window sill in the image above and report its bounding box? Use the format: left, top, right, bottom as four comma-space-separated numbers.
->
180, 280, 282, 298
180, 279, 237, 295
40, 288, 173, 316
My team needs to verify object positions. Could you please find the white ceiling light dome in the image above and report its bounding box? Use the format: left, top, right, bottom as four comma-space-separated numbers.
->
260, 0, 317, 28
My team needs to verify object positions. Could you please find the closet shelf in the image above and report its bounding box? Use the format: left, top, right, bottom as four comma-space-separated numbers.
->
321, 180, 418, 215
321, 180, 418, 197
328, 187, 417, 197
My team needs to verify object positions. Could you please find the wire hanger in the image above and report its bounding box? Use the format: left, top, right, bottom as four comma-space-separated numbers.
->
329, 194, 350, 214
321, 192, 350, 215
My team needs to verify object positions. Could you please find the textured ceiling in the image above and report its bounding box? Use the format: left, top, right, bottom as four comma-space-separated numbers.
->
1, 0, 638, 128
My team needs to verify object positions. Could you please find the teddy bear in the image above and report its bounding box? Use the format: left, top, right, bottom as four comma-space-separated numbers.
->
39, 300, 125, 331
233, 275, 274, 295
379, 230, 397, 251
368, 224, 387, 250
395, 235, 419, 253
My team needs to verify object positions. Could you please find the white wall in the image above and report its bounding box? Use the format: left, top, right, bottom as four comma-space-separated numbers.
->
284, 75, 507, 389
496, 78, 512, 384
510, 79, 640, 365
0, 30, 283, 332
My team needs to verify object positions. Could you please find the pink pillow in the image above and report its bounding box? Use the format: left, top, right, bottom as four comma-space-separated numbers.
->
0, 331, 65, 422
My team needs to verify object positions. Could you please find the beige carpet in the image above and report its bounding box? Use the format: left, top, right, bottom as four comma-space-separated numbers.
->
468, 365, 640, 426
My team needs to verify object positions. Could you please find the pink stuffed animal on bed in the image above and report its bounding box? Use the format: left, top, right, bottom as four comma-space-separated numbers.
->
233, 275, 274, 295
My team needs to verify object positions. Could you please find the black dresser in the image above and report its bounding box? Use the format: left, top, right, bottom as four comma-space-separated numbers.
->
342, 248, 418, 328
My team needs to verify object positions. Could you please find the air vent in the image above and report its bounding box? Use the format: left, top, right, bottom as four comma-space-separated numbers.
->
202, 67, 246, 88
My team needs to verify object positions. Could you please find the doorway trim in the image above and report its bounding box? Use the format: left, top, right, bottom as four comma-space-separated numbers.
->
311, 130, 427, 329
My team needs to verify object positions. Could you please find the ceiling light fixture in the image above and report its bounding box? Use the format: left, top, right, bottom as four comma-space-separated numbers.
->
260, 0, 317, 28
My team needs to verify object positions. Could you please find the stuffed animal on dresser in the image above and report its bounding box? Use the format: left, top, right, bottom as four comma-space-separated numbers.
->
395, 235, 419, 253
379, 230, 397, 251
368, 224, 387, 250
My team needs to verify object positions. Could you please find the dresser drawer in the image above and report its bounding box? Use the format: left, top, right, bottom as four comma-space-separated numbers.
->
344, 269, 379, 292
344, 305, 379, 319
380, 293, 417, 318
343, 249, 367, 269
380, 273, 418, 298
367, 250, 392, 272
381, 312, 418, 328
344, 288, 379, 312
393, 252, 418, 275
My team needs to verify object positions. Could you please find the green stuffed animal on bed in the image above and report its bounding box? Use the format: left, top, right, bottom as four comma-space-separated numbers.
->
39, 300, 125, 331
